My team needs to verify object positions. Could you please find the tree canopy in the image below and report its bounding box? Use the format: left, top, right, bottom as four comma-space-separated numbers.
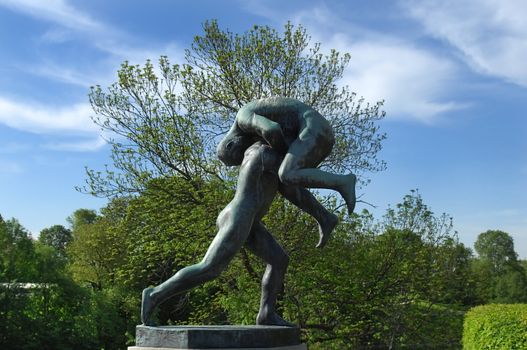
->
81, 20, 386, 199
472, 230, 527, 303
39, 225, 72, 253
475, 230, 518, 270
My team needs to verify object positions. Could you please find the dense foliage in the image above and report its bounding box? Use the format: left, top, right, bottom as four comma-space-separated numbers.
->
463, 304, 527, 350
2, 190, 527, 349
0, 215, 128, 350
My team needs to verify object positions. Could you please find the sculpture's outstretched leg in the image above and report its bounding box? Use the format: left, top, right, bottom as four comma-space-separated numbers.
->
279, 184, 338, 248
277, 110, 357, 215
141, 256, 232, 326
141, 206, 254, 325
279, 155, 356, 216
245, 221, 295, 327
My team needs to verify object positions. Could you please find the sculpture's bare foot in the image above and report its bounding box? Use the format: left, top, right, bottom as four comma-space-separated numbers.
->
316, 212, 338, 248
141, 287, 157, 326
339, 173, 356, 215
257, 310, 296, 327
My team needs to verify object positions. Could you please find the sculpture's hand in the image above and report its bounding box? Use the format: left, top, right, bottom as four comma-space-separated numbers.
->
261, 123, 288, 154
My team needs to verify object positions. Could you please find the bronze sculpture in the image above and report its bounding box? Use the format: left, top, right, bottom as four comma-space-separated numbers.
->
141, 97, 357, 326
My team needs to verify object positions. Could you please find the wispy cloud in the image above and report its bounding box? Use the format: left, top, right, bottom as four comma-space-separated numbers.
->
0, 96, 97, 134
42, 136, 106, 152
341, 40, 468, 122
0, 0, 105, 33
0, 0, 120, 82
0, 0, 182, 63
0, 95, 108, 152
1, 0, 182, 85
21, 62, 106, 88
106, 42, 184, 67
0, 0, 181, 150
286, 5, 466, 122
18, 42, 184, 90
402, 0, 527, 87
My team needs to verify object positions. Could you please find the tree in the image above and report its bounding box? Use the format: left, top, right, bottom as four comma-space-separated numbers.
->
0, 215, 7, 281
475, 230, 518, 272
67, 209, 97, 231
67, 207, 129, 292
102, 177, 231, 325
472, 230, 527, 303
80, 20, 386, 199
0, 218, 37, 282
39, 225, 72, 253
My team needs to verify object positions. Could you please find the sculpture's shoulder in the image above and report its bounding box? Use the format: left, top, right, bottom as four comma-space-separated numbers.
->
241, 142, 281, 173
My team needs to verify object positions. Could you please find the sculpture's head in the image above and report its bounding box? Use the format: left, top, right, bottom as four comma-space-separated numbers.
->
217, 134, 255, 166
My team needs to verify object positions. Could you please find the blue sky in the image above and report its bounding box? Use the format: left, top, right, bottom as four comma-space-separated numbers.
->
0, 0, 526, 257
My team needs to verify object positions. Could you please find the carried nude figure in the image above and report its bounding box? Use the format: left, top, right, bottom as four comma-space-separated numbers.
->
218, 97, 357, 247
141, 97, 357, 326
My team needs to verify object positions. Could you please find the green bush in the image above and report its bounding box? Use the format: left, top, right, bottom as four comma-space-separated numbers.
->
463, 304, 527, 349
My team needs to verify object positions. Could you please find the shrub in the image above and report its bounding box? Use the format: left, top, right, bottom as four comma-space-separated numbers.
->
463, 304, 527, 349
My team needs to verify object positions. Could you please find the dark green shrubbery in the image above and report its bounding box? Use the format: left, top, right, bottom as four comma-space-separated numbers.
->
463, 304, 527, 349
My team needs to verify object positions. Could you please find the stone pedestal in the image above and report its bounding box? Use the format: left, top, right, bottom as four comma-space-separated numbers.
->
128, 325, 307, 350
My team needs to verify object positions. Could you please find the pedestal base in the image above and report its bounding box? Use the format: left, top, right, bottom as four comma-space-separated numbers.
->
129, 325, 307, 350
129, 346, 306, 350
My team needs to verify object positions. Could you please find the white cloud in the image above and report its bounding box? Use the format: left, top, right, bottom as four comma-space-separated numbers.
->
0, 0, 104, 33
286, 6, 466, 122
403, 0, 527, 87
1, 0, 184, 88
0, 0, 182, 62
0, 97, 108, 152
341, 40, 468, 122
23, 62, 105, 88
41, 28, 73, 44
19, 41, 184, 90
101, 42, 184, 67
0, 96, 97, 134
43, 136, 106, 152
0, 0, 183, 151
1, 0, 472, 124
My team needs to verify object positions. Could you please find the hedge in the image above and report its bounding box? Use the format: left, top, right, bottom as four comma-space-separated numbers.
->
463, 304, 527, 349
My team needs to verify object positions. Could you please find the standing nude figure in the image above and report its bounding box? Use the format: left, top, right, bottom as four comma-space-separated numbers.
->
142, 142, 294, 326
217, 97, 357, 247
